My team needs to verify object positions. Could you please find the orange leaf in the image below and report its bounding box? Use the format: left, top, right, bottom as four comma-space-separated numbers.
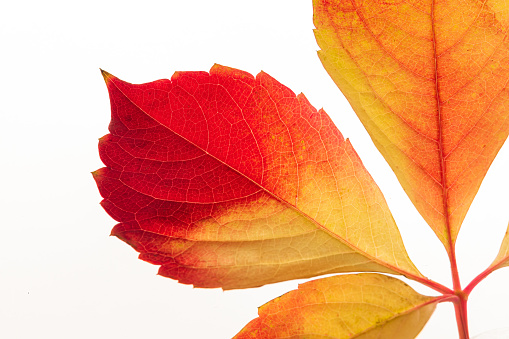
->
234, 273, 440, 339
94, 65, 423, 289
313, 0, 509, 252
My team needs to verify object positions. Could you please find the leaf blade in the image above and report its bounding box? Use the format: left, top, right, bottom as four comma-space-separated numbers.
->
95, 65, 422, 289
313, 0, 509, 251
234, 273, 439, 339
490, 223, 509, 271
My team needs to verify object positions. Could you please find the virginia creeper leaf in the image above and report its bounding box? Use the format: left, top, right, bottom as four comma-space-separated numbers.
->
313, 0, 509, 251
490, 223, 509, 271
94, 64, 423, 289
234, 273, 440, 339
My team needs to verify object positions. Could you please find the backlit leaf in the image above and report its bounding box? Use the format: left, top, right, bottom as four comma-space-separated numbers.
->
234, 273, 440, 339
94, 64, 422, 289
490, 223, 509, 270
314, 0, 509, 251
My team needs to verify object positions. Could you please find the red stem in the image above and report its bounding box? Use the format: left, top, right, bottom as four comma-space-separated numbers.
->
409, 274, 453, 295
452, 295, 469, 339
449, 245, 469, 339
464, 264, 498, 296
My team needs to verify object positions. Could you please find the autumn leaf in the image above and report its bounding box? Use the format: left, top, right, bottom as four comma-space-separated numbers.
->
313, 0, 509, 252
492, 225, 509, 270
462, 223, 509, 295
93, 1, 509, 337
94, 64, 427, 290
235, 273, 442, 339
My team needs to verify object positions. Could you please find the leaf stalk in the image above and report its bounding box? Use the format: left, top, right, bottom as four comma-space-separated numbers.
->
449, 244, 469, 339
452, 292, 469, 339
464, 264, 498, 296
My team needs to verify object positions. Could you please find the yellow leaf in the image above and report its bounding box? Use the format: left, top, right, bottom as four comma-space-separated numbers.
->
491, 223, 509, 270
235, 273, 440, 339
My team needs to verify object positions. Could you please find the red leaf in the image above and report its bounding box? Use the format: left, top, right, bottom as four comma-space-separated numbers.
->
94, 65, 423, 289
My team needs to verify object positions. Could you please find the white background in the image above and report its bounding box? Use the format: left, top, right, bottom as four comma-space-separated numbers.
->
2, 1, 509, 338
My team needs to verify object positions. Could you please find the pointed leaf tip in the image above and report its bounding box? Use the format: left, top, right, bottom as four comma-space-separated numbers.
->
100, 69, 114, 84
